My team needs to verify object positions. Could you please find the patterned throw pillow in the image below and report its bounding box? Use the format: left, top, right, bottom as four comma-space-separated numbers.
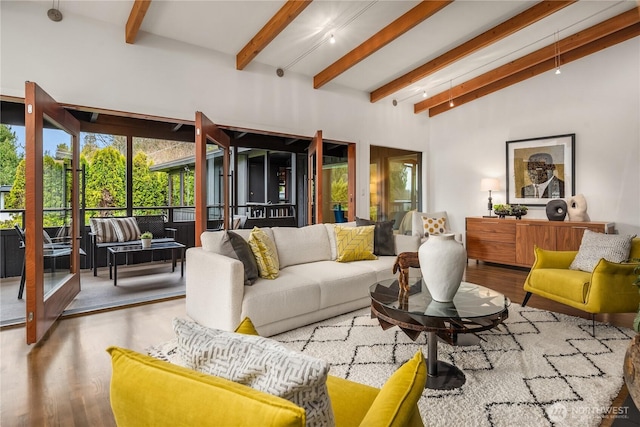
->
89, 218, 118, 243
421, 216, 447, 238
355, 217, 396, 256
248, 227, 280, 279
110, 217, 142, 243
173, 318, 335, 427
569, 230, 635, 272
335, 225, 377, 262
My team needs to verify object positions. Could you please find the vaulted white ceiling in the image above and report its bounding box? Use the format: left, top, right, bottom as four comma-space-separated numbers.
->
43, 1, 640, 115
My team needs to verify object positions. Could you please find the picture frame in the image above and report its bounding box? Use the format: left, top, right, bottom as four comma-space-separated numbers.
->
506, 134, 575, 206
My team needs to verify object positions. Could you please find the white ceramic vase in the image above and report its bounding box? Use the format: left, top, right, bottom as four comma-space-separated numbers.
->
141, 238, 152, 249
418, 233, 467, 302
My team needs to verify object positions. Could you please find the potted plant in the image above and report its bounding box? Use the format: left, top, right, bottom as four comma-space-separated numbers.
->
511, 204, 528, 220
493, 204, 510, 218
140, 231, 153, 249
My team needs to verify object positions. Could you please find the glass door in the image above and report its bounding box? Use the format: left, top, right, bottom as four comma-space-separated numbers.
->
194, 112, 229, 246
25, 82, 81, 344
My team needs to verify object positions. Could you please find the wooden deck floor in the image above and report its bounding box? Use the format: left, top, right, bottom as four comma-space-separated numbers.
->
0, 261, 634, 426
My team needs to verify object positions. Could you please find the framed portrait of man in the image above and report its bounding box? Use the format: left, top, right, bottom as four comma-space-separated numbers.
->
506, 134, 575, 206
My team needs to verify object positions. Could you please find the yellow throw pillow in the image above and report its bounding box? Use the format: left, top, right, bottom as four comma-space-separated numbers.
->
106, 346, 305, 427
359, 350, 426, 427
248, 227, 280, 279
421, 216, 447, 237
335, 225, 377, 262
234, 317, 259, 336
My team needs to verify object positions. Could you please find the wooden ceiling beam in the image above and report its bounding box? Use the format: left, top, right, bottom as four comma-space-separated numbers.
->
415, 8, 640, 113
313, 0, 452, 89
428, 23, 640, 117
125, 0, 152, 44
370, 0, 576, 103
236, 0, 313, 70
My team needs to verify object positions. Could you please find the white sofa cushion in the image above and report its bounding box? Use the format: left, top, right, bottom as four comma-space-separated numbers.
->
242, 269, 321, 327
272, 224, 332, 268
286, 261, 377, 309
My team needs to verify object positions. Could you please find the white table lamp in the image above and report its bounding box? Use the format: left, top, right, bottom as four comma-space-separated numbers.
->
480, 178, 500, 218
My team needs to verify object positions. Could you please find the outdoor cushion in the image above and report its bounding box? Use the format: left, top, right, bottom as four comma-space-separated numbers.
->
90, 218, 118, 243
110, 217, 142, 243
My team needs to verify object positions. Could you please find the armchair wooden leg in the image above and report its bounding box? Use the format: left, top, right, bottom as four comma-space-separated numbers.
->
521, 292, 532, 307
591, 314, 595, 337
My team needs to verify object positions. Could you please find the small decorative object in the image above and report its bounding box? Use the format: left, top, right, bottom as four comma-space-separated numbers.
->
392, 252, 420, 292
546, 199, 567, 221
418, 234, 467, 302
566, 194, 590, 221
493, 204, 528, 219
140, 231, 153, 249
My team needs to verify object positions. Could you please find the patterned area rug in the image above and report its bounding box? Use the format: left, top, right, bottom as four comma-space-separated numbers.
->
149, 304, 634, 427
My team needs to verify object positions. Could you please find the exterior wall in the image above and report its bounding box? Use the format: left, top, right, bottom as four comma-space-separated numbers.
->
427, 38, 640, 237
0, 1, 428, 220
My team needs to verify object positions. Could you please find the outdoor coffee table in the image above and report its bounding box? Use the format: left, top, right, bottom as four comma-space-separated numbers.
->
108, 242, 186, 286
370, 277, 509, 390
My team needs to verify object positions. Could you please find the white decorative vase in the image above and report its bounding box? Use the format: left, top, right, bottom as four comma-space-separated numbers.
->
418, 234, 467, 302
141, 238, 152, 249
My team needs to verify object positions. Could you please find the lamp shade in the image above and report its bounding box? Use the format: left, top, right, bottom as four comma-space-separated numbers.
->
480, 178, 500, 192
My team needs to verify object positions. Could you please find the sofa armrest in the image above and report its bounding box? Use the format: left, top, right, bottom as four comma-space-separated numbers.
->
531, 247, 577, 269
394, 234, 421, 255
186, 248, 246, 332
585, 259, 640, 313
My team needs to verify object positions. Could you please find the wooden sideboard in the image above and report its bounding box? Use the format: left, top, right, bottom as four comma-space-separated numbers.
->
465, 217, 615, 268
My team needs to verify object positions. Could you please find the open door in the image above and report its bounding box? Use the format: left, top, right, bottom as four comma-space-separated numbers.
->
194, 112, 230, 246
25, 82, 81, 344
307, 131, 323, 225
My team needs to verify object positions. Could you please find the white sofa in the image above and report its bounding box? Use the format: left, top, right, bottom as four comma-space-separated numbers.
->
186, 223, 421, 337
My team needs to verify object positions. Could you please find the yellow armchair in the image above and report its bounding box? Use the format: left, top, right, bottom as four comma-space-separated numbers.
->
522, 238, 640, 334
108, 317, 426, 427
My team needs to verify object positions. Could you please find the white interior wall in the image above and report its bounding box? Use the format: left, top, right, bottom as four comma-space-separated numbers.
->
0, 1, 428, 220
428, 38, 640, 237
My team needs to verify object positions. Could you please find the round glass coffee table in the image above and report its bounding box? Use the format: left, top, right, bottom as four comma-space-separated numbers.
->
370, 277, 509, 390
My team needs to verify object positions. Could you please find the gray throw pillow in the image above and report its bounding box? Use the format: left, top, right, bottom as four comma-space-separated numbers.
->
569, 230, 635, 272
219, 230, 259, 285
355, 217, 395, 256
173, 318, 335, 427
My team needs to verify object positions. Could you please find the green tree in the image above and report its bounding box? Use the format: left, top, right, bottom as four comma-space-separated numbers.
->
85, 146, 126, 216
132, 151, 168, 215
5, 159, 25, 209
330, 165, 348, 207
0, 124, 21, 186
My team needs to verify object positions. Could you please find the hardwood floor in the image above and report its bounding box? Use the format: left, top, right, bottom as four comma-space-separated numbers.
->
0, 261, 634, 426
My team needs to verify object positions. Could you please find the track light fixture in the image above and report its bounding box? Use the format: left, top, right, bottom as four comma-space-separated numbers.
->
554, 30, 561, 75
329, 34, 336, 44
